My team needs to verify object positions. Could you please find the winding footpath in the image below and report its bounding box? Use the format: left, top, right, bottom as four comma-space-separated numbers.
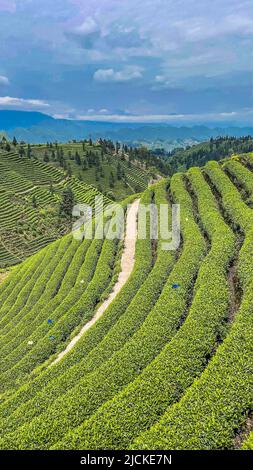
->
50, 198, 140, 366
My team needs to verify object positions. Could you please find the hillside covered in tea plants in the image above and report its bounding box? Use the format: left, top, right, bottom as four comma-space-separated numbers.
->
0, 136, 158, 268
0, 145, 113, 268
0, 148, 253, 451
15, 138, 160, 199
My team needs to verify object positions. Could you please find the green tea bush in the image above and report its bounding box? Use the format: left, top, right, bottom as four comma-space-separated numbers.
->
133, 163, 253, 450
0, 189, 154, 425
223, 159, 253, 196
54, 168, 236, 450
0, 174, 207, 449
242, 432, 253, 450
0, 240, 63, 331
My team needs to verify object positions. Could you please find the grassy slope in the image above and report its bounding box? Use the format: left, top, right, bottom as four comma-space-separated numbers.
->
28, 142, 151, 200
0, 147, 112, 267
0, 152, 253, 449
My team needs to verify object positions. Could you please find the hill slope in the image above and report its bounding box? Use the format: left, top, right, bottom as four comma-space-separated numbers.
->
0, 147, 111, 267
165, 135, 253, 174
0, 110, 54, 131
28, 140, 152, 199
0, 153, 252, 450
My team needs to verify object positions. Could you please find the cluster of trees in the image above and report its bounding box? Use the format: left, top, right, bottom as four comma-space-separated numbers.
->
1, 135, 165, 182
127, 146, 168, 174
42, 142, 128, 188
165, 136, 253, 175
43, 143, 103, 177
97, 138, 168, 175
0, 137, 35, 160
3, 135, 253, 183
59, 188, 75, 218
0, 135, 18, 152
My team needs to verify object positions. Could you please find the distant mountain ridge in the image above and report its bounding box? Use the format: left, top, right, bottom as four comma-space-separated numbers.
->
0, 110, 253, 146
0, 110, 54, 130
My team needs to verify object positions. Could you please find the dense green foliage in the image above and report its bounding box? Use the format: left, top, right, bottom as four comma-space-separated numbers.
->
0, 150, 253, 450
20, 140, 154, 200
166, 136, 253, 175
242, 432, 253, 450
54, 169, 237, 450
0, 147, 111, 267
134, 161, 253, 450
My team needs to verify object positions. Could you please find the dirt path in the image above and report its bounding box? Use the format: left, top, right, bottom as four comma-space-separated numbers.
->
50, 198, 140, 366
0, 271, 9, 285
234, 412, 253, 449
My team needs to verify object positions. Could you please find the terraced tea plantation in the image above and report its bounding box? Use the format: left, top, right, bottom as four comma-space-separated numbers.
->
0, 148, 111, 267
28, 141, 152, 200
0, 150, 253, 451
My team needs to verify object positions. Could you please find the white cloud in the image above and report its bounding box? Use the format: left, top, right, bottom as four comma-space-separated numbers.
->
75, 109, 253, 123
75, 17, 99, 35
153, 75, 172, 87
0, 96, 50, 108
94, 66, 143, 82
155, 75, 165, 83
0, 0, 252, 119
0, 75, 9, 85
86, 108, 110, 115
52, 113, 72, 119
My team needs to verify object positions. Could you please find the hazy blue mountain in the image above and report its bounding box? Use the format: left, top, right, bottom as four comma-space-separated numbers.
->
1, 110, 253, 149
0, 110, 54, 131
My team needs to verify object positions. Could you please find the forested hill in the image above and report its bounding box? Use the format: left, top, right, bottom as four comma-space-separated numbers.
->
1, 136, 166, 199
165, 136, 253, 174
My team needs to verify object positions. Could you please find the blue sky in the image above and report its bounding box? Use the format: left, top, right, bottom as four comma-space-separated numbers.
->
0, 0, 252, 123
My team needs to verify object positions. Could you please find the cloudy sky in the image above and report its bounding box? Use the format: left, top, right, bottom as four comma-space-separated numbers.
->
0, 0, 252, 123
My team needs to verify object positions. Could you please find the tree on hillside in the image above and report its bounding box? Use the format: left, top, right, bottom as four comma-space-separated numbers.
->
12, 136, 18, 146
117, 162, 122, 180
58, 148, 65, 167
75, 151, 81, 165
67, 163, 72, 177
19, 146, 25, 158
115, 142, 121, 154
95, 168, 99, 181
27, 144, 32, 159
82, 158, 88, 171
32, 195, 37, 208
59, 188, 74, 218
43, 151, 50, 162
109, 171, 115, 188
